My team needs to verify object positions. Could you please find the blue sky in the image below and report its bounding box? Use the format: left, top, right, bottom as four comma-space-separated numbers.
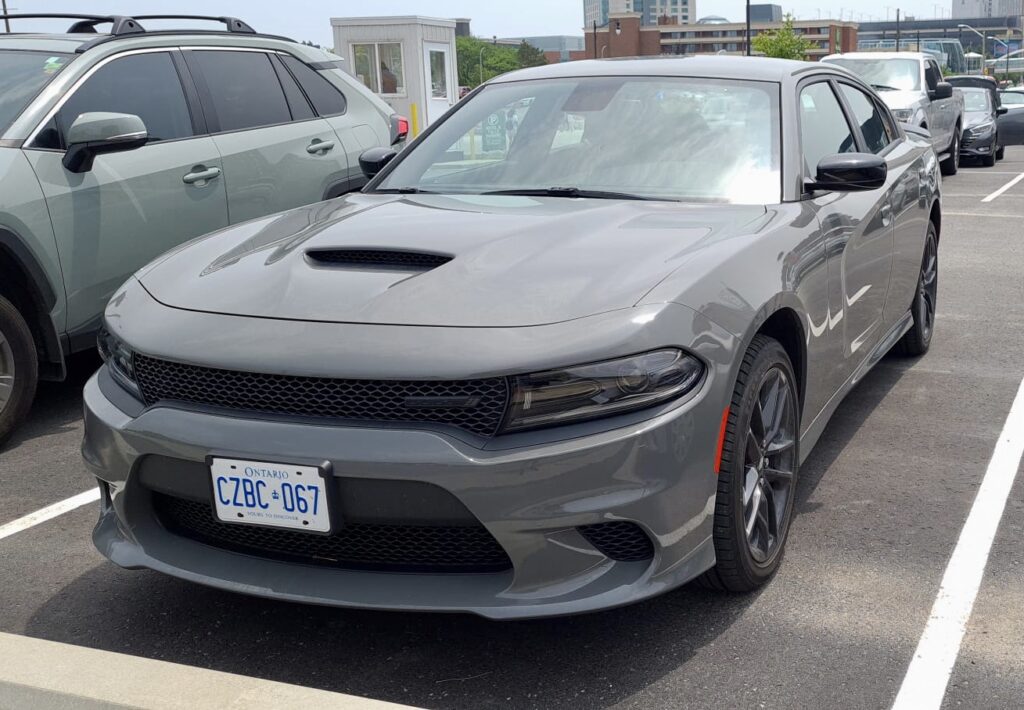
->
14, 1, 953, 47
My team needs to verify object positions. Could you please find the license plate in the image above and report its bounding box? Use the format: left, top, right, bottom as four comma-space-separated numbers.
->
209, 458, 331, 533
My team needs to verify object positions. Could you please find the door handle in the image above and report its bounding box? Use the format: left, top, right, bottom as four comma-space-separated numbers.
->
306, 140, 335, 154
182, 166, 221, 185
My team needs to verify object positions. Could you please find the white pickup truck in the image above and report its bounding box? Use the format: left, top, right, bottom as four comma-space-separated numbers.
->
823, 52, 965, 175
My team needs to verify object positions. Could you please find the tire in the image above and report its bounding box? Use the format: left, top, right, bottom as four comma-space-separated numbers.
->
699, 335, 799, 592
894, 223, 938, 357
982, 140, 996, 167
0, 294, 38, 446
996, 144, 1005, 161
940, 128, 960, 176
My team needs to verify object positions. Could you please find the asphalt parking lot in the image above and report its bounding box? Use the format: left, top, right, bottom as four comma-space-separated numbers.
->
2, 151, 1023, 710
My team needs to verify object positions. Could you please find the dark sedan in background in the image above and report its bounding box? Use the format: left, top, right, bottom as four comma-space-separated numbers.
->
959, 86, 1006, 165
83, 57, 942, 618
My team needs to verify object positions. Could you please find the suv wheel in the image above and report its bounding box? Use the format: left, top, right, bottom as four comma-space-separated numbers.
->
699, 335, 799, 592
941, 129, 960, 176
0, 295, 38, 445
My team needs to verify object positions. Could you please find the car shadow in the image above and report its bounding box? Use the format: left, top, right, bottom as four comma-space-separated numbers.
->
1, 351, 99, 454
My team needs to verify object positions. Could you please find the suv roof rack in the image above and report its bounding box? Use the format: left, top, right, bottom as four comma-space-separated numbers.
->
0, 13, 289, 51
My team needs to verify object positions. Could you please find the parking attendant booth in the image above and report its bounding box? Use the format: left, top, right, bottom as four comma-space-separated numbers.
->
331, 16, 458, 137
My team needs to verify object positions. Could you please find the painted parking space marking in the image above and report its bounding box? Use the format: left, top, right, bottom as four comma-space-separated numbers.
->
891, 375, 1024, 710
0, 489, 99, 542
980, 172, 1024, 202
945, 211, 1024, 218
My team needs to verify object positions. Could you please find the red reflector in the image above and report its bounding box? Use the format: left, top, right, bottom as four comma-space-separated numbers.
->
713, 406, 730, 474
397, 116, 409, 136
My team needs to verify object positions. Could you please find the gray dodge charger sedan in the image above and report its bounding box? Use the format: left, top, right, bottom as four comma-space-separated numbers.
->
83, 57, 941, 619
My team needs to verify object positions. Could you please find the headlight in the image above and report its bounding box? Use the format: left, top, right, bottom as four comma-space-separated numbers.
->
970, 122, 994, 134
97, 326, 140, 397
891, 109, 915, 122
502, 349, 704, 432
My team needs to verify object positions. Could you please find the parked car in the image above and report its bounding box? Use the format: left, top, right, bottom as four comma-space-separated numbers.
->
947, 74, 1001, 108
823, 52, 964, 175
998, 90, 1024, 146
0, 13, 406, 443
84, 57, 941, 619
958, 86, 1006, 165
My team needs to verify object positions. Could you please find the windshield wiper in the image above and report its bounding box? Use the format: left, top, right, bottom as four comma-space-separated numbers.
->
481, 187, 659, 200
870, 83, 899, 92
373, 187, 437, 194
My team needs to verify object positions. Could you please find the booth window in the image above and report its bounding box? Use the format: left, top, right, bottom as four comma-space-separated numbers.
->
352, 43, 405, 96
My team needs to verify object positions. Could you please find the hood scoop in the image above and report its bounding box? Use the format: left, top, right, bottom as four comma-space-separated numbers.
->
306, 248, 452, 271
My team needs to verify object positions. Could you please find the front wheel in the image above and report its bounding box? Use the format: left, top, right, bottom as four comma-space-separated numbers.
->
996, 144, 1005, 161
0, 295, 38, 446
982, 136, 997, 167
940, 129, 960, 176
700, 335, 799, 592
894, 223, 938, 357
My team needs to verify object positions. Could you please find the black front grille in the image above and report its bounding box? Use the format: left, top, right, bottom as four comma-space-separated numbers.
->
133, 356, 509, 437
306, 249, 452, 269
578, 521, 654, 562
154, 494, 512, 573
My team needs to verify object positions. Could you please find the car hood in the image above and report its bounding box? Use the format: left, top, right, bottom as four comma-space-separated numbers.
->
139, 193, 768, 327
964, 109, 994, 128
876, 90, 924, 112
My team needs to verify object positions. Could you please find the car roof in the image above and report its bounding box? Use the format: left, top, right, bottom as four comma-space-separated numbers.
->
822, 51, 930, 61
491, 56, 836, 84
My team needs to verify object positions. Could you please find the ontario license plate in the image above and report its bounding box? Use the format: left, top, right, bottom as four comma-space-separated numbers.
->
209, 458, 331, 533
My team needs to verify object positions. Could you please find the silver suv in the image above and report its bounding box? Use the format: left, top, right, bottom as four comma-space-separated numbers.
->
0, 13, 405, 443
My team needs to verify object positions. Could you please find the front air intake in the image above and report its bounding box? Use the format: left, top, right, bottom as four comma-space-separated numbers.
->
306, 249, 452, 270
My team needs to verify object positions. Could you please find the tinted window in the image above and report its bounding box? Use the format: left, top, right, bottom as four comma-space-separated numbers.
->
281, 55, 347, 116
800, 82, 856, 175
0, 51, 72, 134
192, 51, 291, 132
47, 52, 192, 148
839, 84, 891, 154
270, 56, 315, 121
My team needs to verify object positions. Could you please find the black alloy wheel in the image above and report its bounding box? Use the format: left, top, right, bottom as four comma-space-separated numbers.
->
701, 335, 799, 592
895, 223, 938, 357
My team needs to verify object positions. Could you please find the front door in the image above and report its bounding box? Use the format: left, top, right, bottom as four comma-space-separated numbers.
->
23, 50, 229, 335
423, 42, 454, 125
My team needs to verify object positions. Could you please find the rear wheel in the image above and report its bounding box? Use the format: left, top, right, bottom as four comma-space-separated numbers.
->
894, 223, 938, 357
940, 128, 960, 176
0, 295, 38, 446
700, 335, 799, 592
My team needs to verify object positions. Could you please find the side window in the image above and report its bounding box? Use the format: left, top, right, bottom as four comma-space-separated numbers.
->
190, 51, 291, 132
280, 55, 347, 116
838, 84, 892, 154
799, 82, 856, 176
36, 52, 193, 150
269, 56, 315, 121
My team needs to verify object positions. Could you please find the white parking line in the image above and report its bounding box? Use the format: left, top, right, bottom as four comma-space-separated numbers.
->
980, 172, 1024, 202
0, 489, 99, 542
892, 376, 1024, 710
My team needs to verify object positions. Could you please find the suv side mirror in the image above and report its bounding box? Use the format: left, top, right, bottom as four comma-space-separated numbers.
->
359, 147, 398, 179
997, 105, 1009, 116
63, 112, 148, 173
929, 82, 954, 100
808, 153, 888, 192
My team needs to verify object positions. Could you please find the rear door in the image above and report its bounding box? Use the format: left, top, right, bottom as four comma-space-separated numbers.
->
183, 48, 350, 223
23, 49, 228, 336
798, 79, 894, 386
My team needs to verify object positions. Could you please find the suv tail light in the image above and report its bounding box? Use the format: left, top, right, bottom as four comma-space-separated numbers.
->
390, 114, 409, 145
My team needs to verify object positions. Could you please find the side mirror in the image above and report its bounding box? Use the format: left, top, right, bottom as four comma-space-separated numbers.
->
808, 153, 888, 192
359, 147, 398, 179
63, 112, 148, 173
929, 82, 954, 100
997, 106, 1009, 116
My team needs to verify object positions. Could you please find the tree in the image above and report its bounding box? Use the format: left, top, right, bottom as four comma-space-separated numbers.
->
752, 15, 812, 61
456, 35, 547, 89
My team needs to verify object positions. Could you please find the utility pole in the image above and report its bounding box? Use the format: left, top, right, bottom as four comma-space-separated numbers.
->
745, 0, 751, 56
896, 9, 901, 51
2, 0, 10, 34
592, 20, 597, 59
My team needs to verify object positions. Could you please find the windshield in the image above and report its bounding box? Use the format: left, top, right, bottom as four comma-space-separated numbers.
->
374, 76, 781, 204
825, 57, 921, 92
962, 89, 991, 113
0, 50, 72, 134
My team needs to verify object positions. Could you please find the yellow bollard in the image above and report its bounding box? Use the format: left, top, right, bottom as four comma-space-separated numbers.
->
410, 103, 420, 137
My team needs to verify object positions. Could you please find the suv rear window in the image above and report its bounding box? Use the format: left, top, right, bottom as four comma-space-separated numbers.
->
0, 50, 72, 134
280, 55, 347, 116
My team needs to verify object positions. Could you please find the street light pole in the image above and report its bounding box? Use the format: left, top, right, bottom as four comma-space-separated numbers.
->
959, 24, 986, 73
478, 45, 486, 86
746, 0, 751, 56
988, 36, 1009, 77
2, 0, 10, 34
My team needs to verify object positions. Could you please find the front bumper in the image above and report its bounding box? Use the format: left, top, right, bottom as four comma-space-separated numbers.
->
83, 361, 724, 619
960, 127, 997, 157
